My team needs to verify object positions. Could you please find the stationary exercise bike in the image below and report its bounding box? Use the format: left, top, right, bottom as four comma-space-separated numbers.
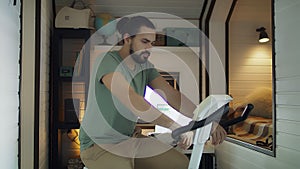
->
160, 95, 253, 169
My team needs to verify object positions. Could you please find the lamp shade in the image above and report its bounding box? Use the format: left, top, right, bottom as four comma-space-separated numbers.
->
256, 27, 269, 43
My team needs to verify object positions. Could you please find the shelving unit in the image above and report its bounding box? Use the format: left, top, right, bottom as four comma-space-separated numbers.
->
50, 28, 91, 169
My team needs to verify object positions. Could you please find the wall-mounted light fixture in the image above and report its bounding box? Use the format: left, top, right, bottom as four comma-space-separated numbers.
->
256, 27, 270, 43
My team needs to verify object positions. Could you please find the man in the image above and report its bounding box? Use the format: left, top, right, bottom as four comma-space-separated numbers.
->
79, 15, 227, 169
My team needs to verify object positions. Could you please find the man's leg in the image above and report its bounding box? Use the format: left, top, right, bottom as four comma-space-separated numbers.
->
81, 134, 189, 169
134, 147, 189, 169
133, 134, 189, 169
81, 144, 134, 169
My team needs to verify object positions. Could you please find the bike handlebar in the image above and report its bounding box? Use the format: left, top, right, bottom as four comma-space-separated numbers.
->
171, 104, 254, 140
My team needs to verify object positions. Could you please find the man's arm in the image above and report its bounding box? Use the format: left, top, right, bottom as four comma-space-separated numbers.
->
101, 72, 180, 129
149, 75, 227, 145
148, 76, 196, 118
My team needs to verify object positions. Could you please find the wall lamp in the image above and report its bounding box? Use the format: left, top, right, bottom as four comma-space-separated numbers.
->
256, 27, 270, 43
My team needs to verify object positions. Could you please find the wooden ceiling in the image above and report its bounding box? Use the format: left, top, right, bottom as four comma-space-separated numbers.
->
231, 0, 272, 22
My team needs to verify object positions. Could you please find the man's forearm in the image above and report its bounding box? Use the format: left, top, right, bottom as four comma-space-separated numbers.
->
166, 89, 196, 119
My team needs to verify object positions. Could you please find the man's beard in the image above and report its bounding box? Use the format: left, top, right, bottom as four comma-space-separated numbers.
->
129, 46, 150, 64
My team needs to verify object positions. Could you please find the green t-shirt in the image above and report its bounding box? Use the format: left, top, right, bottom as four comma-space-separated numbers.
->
79, 51, 160, 151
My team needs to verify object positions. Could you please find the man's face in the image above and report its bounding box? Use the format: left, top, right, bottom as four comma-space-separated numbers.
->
129, 26, 156, 64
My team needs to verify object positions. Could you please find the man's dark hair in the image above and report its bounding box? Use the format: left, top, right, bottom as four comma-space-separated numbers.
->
116, 16, 155, 38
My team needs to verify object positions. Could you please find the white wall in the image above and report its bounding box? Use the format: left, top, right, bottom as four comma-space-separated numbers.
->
0, 1, 20, 168
209, 0, 233, 94
149, 47, 200, 104
215, 0, 300, 169
39, 1, 52, 169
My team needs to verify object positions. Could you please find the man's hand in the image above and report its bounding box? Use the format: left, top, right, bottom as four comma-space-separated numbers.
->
132, 126, 142, 137
177, 131, 194, 150
210, 122, 227, 145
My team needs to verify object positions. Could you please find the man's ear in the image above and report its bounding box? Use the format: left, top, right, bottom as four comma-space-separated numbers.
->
123, 33, 132, 44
